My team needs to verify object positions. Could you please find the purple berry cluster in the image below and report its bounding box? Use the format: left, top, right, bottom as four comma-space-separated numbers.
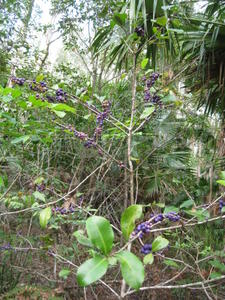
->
11, 76, 25, 86
141, 243, 152, 254
29, 80, 48, 93
135, 26, 145, 37
132, 221, 152, 238
52, 204, 75, 215
132, 212, 181, 239
219, 199, 225, 212
165, 212, 180, 222
36, 183, 45, 192
56, 88, 67, 103
94, 101, 111, 139
143, 73, 162, 106
0, 243, 12, 251
152, 212, 180, 223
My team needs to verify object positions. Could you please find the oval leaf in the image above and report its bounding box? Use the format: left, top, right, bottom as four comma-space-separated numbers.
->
121, 205, 142, 241
77, 256, 108, 287
141, 58, 149, 69
152, 236, 169, 252
140, 107, 155, 120
39, 207, 52, 229
180, 199, 195, 209
73, 230, 93, 247
116, 251, 144, 290
59, 269, 71, 279
143, 253, 154, 265
86, 216, 114, 255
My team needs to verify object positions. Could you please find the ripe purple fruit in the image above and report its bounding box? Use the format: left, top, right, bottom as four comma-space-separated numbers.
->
141, 243, 152, 254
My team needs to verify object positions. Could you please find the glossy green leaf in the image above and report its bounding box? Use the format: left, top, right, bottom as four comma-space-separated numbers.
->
50, 103, 76, 113
140, 107, 155, 119
141, 58, 149, 69
116, 251, 144, 290
53, 110, 66, 118
143, 253, 154, 265
86, 216, 114, 255
121, 205, 143, 241
77, 256, 108, 287
216, 180, 225, 187
39, 207, 52, 229
222, 207, 225, 213
73, 230, 93, 247
152, 236, 169, 252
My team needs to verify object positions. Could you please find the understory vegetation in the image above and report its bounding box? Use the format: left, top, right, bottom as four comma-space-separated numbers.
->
0, 0, 225, 299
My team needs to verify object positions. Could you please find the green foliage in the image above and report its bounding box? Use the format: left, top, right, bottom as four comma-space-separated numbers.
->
116, 251, 145, 290
86, 216, 114, 255
152, 236, 169, 252
77, 256, 109, 287
121, 205, 143, 241
39, 207, 52, 229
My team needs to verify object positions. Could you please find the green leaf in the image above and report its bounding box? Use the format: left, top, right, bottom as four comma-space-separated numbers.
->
34, 177, 44, 184
0, 176, 4, 187
11, 135, 30, 144
163, 259, 179, 268
161, 94, 176, 103
116, 251, 144, 290
216, 180, 225, 187
185, 209, 209, 221
112, 13, 127, 27
108, 256, 117, 266
140, 107, 155, 119
86, 216, 114, 255
11, 89, 22, 98
209, 260, 225, 272
141, 58, 149, 69
50, 103, 76, 114
53, 110, 66, 118
36, 74, 44, 82
33, 191, 45, 203
73, 230, 93, 247
155, 202, 165, 208
222, 207, 225, 213
156, 16, 167, 26
59, 269, 71, 279
143, 253, 154, 265
39, 207, 52, 229
152, 236, 169, 252
77, 256, 108, 287
209, 272, 222, 279
29, 95, 48, 107
180, 199, 195, 209
121, 205, 143, 241
164, 206, 179, 214
220, 171, 225, 180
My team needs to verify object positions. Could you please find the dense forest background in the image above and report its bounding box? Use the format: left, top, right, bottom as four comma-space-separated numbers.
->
0, 0, 225, 299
